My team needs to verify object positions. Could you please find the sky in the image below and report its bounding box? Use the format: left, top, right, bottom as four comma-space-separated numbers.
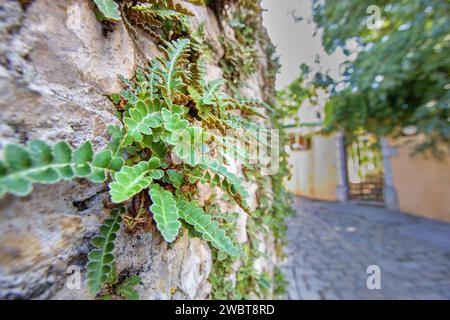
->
261, 0, 347, 90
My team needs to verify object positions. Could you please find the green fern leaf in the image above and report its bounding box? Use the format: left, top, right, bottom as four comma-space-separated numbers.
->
161, 108, 189, 133
106, 125, 126, 156
167, 169, 184, 188
202, 79, 225, 105
155, 38, 191, 107
123, 99, 163, 146
199, 159, 249, 211
116, 275, 141, 300
109, 157, 161, 203
178, 200, 240, 257
169, 126, 210, 166
87, 207, 123, 295
149, 184, 181, 242
185, 0, 205, 6
132, 3, 183, 23
185, 167, 221, 186
0, 140, 122, 198
165, 0, 195, 16
142, 63, 160, 100
94, 0, 122, 21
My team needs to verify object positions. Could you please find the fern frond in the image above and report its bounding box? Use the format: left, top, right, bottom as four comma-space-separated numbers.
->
128, 3, 176, 27
216, 135, 252, 166
123, 99, 163, 146
94, 0, 122, 21
171, 126, 210, 166
202, 114, 231, 135
161, 107, 189, 133
149, 184, 181, 242
185, 0, 205, 6
106, 125, 127, 156
116, 275, 141, 300
201, 80, 265, 117
221, 98, 266, 118
185, 167, 221, 187
121, 2, 163, 43
188, 36, 206, 95
167, 169, 184, 188
121, 0, 193, 43
178, 200, 240, 257
183, 158, 249, 212
200, 159, 249, 211
202, 79, 225, 105
109, 157, 162, 203
0, 140, 123, 198
87, 207, 124, 295
155, 38, 191, 107
163, 0, 195, 16
141, 62, 160, 100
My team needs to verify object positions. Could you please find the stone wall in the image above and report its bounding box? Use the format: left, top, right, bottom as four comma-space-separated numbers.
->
0, 0, 276, 299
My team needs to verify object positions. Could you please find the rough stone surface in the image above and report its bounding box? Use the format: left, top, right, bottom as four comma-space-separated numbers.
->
0, 0, 275, 299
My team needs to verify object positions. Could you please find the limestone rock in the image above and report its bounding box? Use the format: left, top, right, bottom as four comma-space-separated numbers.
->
0, 0, 278, 300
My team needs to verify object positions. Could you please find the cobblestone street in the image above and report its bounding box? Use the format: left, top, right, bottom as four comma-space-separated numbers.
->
283, 198, 450, 299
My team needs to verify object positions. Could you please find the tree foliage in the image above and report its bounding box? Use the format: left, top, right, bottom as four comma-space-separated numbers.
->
311, 0, 450, 154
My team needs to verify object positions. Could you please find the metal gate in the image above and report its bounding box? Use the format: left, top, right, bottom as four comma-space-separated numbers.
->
346, 134, 384, 202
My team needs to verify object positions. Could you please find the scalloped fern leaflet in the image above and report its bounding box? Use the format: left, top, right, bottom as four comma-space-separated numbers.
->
0, 140, 122, 197
87, 208, 123, 295
178, 200, 240, 257
149, 184, 181, 242
109, 157, 162, 203
94, 0, 121, 21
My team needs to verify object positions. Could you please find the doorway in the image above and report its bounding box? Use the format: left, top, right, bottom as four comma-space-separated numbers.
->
345, 134, 384, 203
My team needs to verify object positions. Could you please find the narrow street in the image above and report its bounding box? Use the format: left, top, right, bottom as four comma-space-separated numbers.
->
283, 198, 450, 299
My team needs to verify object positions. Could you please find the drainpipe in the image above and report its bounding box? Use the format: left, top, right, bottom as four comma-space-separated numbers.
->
335, 132, 349, 202
380, 138, 399, 210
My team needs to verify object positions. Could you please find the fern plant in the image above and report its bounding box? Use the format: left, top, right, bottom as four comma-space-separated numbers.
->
121, 0, 195, 43
0, 140, 122, 197
94, 0, 122, 21
0, 0, 282, 297
109, 157, 162, 203
178, 200, 240, 257
155, 38, 191, 107
87, 208, 123, 295
149, 184, 181, 242
115, 275, 141, 300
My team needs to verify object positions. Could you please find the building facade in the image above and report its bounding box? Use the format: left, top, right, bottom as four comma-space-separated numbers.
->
286, 130, 450, 222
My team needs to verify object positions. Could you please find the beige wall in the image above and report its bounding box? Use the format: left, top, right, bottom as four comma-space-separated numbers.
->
287, 134, 338, 201
387, 137, 450, 222
286, 132, 450, 222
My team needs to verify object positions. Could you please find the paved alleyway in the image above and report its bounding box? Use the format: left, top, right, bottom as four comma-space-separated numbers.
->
283, 198, 450, 299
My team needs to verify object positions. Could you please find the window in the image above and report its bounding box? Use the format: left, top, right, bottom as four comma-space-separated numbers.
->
288, 133, 311, 151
